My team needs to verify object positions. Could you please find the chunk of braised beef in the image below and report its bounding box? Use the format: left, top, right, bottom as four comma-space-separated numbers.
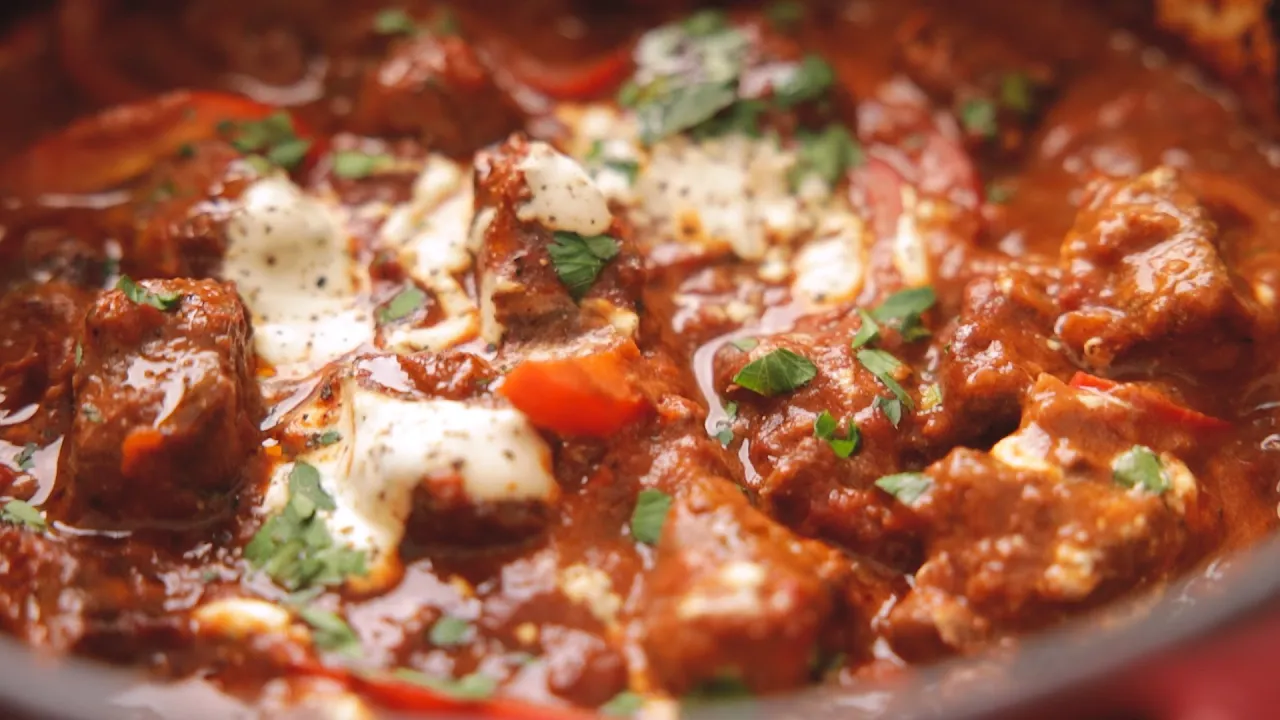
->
1057, 167, 1262, 371
53, 279, 262, 528
130, 141, 262, 279
926, 269, 1071, 447
472, 134, 643, 350
636, 466, 898, 695
348, 34, 525, 158
887, 375, 1219, 659
894, 8, 1056, 152
0, 282, 92, 448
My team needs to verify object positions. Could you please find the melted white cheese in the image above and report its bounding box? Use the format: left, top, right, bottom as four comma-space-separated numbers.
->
380, 155, 480, 352
516, 141, 613, 235
266, 379, 557, 588
225, 177, 374, 376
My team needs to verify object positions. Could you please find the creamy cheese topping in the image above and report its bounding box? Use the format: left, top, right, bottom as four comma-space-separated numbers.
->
380, 155, 481, 352
265, 379, 557, 587
225, 176, 374, 376
516, 141, 613, 235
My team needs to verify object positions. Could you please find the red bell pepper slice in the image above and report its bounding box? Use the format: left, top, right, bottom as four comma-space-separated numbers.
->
484, 40, 633, 100
0, 90, 322, 196
1068, 372, 1230, 431
500, 341, 650, 438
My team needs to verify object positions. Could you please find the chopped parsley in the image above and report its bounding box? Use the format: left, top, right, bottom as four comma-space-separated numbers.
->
732, 348, 817, 396
393, 669, 498, 700
637, 81, 740, 145
379, 286, 426, 323
765, 0, 805, 31
313, 430, 342, 447
851, 309, 880, 349
332, 150, 394, 179
857, 349, 914, 410
791, 125, 863, 188
630, 489, 672, 545
585, 140, 640, 184
921, 383, 944, 410
74, 343, 83, 367
1112, 445, 1169, 494
999, 72, 1034, 115
298, 607, 360, 657
872, 395, 903, 427
959, 98, 998, 138
429, 616, 471, 647
986, 182, 1014, 204
601, 690, 645, 717
13, 443, 36, 472
373, 8, 418, 36
219, 112, 311, 171
875, 472, 933, 505
813, 411, 860, 458
729, 337, 759, 352
82, 404, 103, 423
870, 286, 935, 340
0, 500, 45, 531
117, 275, 181, 311
548, 231, 620, 299
774, 55, 835, 108
686, 674, 752, 701
714, 426, 734, 446
245, 462, 368, 591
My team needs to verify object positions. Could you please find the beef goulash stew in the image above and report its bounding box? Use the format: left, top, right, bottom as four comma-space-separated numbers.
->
2, 0, 1280, 716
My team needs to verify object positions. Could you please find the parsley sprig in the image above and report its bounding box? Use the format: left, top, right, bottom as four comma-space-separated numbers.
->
548, 231, 620, 299
813, 411, 859, 458
630, 489, 672, 545
245, 462, 367, 591
732, 348, 817, 396
117, 275, 181, 311
218, 112, 311, 171
1112, 446, 1169, 494
0, 499, 45, 531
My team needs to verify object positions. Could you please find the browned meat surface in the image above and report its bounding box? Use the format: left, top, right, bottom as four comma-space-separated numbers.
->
52, 279, 261, 528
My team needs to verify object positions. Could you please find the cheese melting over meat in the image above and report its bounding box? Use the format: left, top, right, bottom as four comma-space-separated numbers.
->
225, 176, 374, 376
556, 104, 872, 306
264, 378, 556, 587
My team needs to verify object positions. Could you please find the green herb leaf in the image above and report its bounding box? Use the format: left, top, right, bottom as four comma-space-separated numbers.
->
857, 349, 914, 410
686, 673, 752, 701
1112, 445, 1169, 494
630, 489, 672, 545
765, 0, 805, 31
82, 404, 103, 423
714, 427, 734, 446
683, 9, 729, 36
220, 112, 311, 170
732, 348, 817, 396
429, 616, 471, 647
0, 500, 45, 531
601, 690, 645, 717
729, 337, 759, 352
774, 55, 835, 108
999, 72, 1034, 115
921, 383, 943, 410
74, 343, 83, 367
332, 150, 394, 179
871, 286, 936, 324
394, 669, 498, 700
791, 125, 863, 188
875, 472, 933, 505
373, 8, 418, 36
13, 443, 36, 472
584, 140, 640, 184
851, 309, 880, 349
379, 286, 427, 323
298, 607, 361, 657
177, 143, 196, 159
638, 81, 739, 145
872, 395, 903, 427
813, 411, 860, 458
986, 182, 1014, 204
548, 231, 620, 299
960, 98, 998, 138
117, 275, 181, 311
314, 430, 342, 447
723, 401, 739, 419
246, 463, 367, 591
